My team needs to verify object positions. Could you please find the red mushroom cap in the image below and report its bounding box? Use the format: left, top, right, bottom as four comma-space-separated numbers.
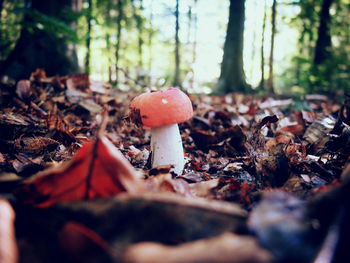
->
130, 88, 193, 128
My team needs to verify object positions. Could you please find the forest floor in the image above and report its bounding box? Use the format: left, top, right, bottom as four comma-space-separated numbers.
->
0, 70, 349, 263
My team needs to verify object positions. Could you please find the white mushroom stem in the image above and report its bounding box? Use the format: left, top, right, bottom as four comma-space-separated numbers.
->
150, 123, 185, 175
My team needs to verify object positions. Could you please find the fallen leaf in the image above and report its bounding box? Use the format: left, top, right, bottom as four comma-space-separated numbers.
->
65, 73, 90, 91
16, 80, 31, 100
257, 115, 279, 130
30, 68, 47, 82
46, 114, 76, 145
16, 136, 144, 208
14, 136, 59, 155
189, 179, 219, 197
145, 173, 192, 196
124, 232, 273, 263
190, 129, 220, 148
59, 222, 112, 263
65, 89, 103, 114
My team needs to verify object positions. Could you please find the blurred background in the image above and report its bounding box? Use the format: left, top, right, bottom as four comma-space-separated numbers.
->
0, 0, 349, 95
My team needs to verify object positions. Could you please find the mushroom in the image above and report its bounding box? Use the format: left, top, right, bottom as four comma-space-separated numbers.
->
130, 88, 193, 175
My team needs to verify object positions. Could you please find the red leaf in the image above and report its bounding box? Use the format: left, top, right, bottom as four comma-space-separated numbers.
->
59, 222, 112, 262
16, 136, 144, 207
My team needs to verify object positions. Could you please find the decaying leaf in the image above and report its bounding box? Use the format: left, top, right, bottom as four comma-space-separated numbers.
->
145, 173, 192, 196
46, 114, 76, 145
55, 193, 247, 244
14, 136, 59, 155
16, 80, 31, 101
16, 136, 144, 207
65, 89, 103, 115
302, 115, 336, 154
124, 233, 273, 263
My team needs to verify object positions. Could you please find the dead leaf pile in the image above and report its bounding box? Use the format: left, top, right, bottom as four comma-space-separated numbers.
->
0, 70, 349, 262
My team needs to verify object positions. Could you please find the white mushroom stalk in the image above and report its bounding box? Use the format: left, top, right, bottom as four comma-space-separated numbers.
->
130, 88, 193, 176
150, 123, 185, 175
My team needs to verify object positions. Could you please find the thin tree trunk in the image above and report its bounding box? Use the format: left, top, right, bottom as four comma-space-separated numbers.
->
267, 0, 276, 93
132, 0, 143, 71
296, 20, 307, 85
147, 0, 154, 87
173, 0, 181, 87
106, 34, 112, 82
187, 5, 192, 44
259, 0, 267, 89
85, 0, 92, 74
105, 0, 112, 82
115, 0, 123, 84
190, 0, 198, 90
192, 0, 197, 67
138, 0, 143, 70
314, 0, 333, 65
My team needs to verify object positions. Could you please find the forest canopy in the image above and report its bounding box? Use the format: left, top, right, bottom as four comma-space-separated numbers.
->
0, 0, 349, 96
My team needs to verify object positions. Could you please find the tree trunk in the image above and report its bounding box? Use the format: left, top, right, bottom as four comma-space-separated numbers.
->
173, 0, 181, 87
187, 5, 192, 44
314, 0, 333, 65
192, 0, 197, 66
85, 0, 93, 74
115, 0, 123, 84
106, 34, 112, 82
132, 0, 144, 79
267, 0, 276, 94
259, 0, 267, 89
137, 0, 144, 70
0, 0, 80, 80
147, 0, 154, 87
217, 0, 247, 94
105, 0, 112, 83
190, 0, 198, 90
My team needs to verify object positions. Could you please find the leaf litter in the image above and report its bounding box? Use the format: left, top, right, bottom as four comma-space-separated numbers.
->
0, 70, 349, 262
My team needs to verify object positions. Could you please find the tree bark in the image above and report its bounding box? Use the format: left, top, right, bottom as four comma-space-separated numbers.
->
105, 0, 112, 83
173, 0, 181, 87
190, 0, 198, 90
85, 0, 93, 74
259, 0, 267, 89
0, 0, 80, 80
137, 0, 144, 70
267, 0, 276, 94
147, 0, 154, 87
132, 0, 144, 80
314, 0, 334, 65
217, 0, 247, 94
115, 0, 123, 84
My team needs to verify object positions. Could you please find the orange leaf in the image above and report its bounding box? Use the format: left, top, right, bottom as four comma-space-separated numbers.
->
16, 136, 144, 208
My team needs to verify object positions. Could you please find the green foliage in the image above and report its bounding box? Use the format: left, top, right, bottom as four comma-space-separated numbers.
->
24, 9, 79, 42
283, 0, 350, 96
2, 0, 349, 94
0, 0, 81, 63
0, 0, 24, 61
